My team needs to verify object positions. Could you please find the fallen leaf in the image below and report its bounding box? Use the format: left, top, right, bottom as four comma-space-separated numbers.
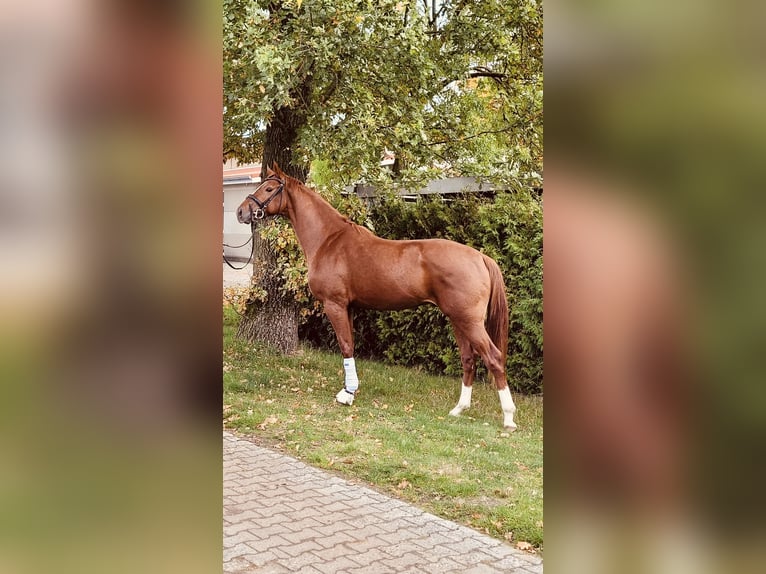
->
516, 541, 534, 552
257, 415, 278, 430
397, 479, 411, 489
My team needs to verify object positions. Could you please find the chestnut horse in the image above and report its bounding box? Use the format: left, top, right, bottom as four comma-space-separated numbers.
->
236, 164, 517, 429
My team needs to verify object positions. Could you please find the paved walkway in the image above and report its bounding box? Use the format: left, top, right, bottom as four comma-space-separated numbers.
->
223, 261, 253, 289
224, 432, 543, 573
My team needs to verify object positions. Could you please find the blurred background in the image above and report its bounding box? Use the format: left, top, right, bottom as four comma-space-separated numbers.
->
3, 0, 766, 572
545, 0, 766, 572
0, 1, 222, 572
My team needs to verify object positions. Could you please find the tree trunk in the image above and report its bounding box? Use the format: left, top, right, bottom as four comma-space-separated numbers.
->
235, 97, 309, 354
236, 0, 311, 354
236, 219, 299, 354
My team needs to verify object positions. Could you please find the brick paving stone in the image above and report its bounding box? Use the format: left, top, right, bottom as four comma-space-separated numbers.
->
346, 547, 390, 566
313, 555, 359, 573
385, 553, 429, 571
222, 555, 252, 572
380, 540, 427, 558
279, 549, 323, 571
342, 535, 387, 553
224, 529, 263, 549
310, 543, 358, 562
223, 431, 542, 574
312, 533, 351, 549
245, 534, 291, 552
463, 563, 508, 574
278, 540, 323, 558
249, 564, 291, 574
236, 549, 280, 568
429, 555, 469, 571
281, 528, 320, 545
347, 564, 397, 574
223, 542, 254, 563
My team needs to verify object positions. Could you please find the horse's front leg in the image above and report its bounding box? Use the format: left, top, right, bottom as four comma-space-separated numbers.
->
323, 302, 358, 405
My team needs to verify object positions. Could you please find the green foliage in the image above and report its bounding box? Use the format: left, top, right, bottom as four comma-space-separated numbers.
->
225, 0, 543, 390
224, 0, 543, 189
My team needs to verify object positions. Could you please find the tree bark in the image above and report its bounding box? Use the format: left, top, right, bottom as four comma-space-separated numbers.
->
235, 98, 310, 354
235, 0, 312, 354
236, 219, 299, 354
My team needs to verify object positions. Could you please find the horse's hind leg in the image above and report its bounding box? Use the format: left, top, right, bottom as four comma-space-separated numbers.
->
449, 325, 477, 418
463, 323, 517, 430
323, 301, 358, 405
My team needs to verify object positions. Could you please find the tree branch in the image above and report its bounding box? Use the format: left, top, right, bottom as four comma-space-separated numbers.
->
468, 67, 506, 81
428, 126, 516, 147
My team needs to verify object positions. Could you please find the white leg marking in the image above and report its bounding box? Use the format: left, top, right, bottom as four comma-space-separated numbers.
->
498, 387, 517, 430
336, 357, 358, 405
449, 384, 473, 417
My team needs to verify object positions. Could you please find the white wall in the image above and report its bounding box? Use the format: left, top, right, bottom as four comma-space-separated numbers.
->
223, 182, 258, 260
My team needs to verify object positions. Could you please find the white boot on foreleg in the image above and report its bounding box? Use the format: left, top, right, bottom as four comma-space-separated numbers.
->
336, 357, 358, 406
498, 386, 517, 430
449, 383, 473, 417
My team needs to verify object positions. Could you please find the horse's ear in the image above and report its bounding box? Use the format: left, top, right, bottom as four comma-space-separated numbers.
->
265, 164, 276, 177
271, 162, 285, 177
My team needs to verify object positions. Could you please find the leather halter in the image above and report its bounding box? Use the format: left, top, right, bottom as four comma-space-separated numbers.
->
246, 175, 285, 219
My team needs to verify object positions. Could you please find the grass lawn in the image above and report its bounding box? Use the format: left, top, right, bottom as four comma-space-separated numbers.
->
223, 306, 543, 551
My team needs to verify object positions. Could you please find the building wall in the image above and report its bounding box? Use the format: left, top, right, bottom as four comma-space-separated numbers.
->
223, 160, 261, 260
223, 182, 260, 261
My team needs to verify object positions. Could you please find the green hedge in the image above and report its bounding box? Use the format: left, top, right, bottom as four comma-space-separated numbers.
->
298, 191, 542, 394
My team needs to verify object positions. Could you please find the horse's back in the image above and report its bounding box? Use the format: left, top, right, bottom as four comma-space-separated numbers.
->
353, 235, 490, 311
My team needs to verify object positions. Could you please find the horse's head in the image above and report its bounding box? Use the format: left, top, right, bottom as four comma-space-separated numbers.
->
236, 163, 287, 224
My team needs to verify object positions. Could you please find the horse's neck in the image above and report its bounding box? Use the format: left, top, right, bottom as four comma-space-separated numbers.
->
287, 185, 347, 264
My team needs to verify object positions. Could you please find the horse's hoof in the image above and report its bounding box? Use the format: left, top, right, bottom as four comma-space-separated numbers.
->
503, 423, 517, 432
335, 389, 355, 406
448, 408, 462, 417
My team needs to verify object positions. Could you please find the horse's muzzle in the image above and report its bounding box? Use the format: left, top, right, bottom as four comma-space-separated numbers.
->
236, 205, 250, 224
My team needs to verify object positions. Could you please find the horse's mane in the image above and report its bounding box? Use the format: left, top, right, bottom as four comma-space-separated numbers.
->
279, 169, 373, 236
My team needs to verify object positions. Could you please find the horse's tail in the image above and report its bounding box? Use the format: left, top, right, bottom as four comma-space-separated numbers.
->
483, 254, 509, 367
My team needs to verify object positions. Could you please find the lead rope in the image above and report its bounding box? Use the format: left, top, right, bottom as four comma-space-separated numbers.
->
223, 233, 254, 270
